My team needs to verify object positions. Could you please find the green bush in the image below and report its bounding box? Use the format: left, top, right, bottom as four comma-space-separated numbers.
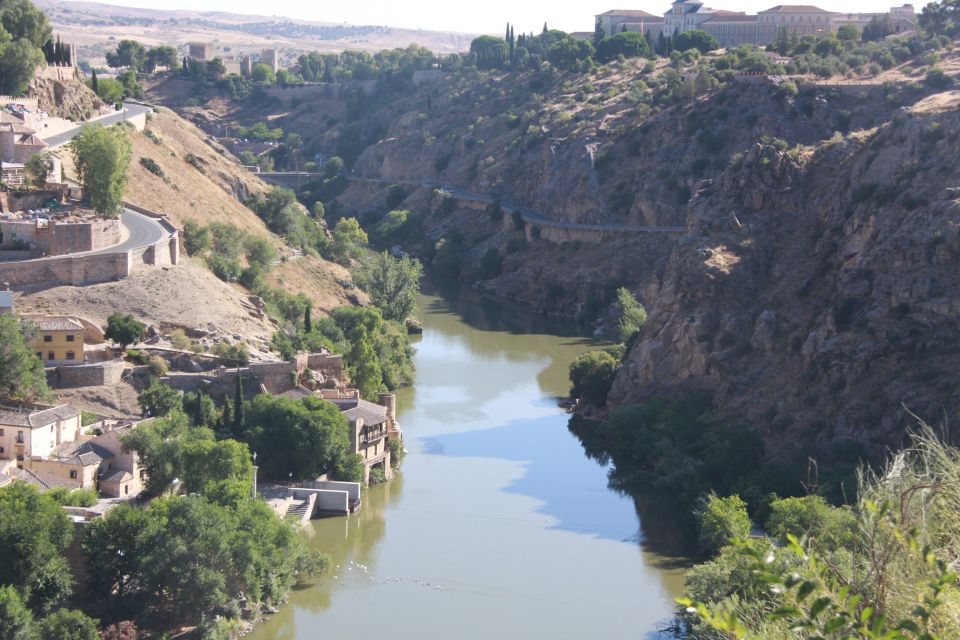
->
46, 487, 98, 507
139, 157, 164, 177
568, 350, 618, 407
694, 493, 751, 555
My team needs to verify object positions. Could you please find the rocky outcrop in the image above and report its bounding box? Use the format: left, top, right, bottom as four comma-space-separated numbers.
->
609, 93, 960, 457
30, 75, 104, 121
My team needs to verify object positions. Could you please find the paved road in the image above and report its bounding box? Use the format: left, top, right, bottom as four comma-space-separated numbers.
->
342, 174, 687, 233
44, 103, 153, 149
30, 209, 167, 262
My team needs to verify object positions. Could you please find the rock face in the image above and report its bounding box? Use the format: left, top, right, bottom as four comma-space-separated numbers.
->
30, 75, 104, 121
610, 91, 960, 457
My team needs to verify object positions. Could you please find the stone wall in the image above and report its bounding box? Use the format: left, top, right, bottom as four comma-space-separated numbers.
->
0, 217, 121, 256
53, 360, 125, 388
0, 251, 130, 289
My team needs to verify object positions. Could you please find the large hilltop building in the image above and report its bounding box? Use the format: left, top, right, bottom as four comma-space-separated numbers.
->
597, 2, 917, 47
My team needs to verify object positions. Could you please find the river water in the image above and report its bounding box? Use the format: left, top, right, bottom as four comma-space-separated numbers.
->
248, 292, 690, 640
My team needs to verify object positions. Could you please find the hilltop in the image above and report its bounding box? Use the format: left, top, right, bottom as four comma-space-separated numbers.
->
36, 0, 477, 67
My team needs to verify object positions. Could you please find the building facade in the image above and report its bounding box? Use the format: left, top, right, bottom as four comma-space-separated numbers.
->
597, 2, 917, 47
27, 316, 85, 365
0, 404, 81, 464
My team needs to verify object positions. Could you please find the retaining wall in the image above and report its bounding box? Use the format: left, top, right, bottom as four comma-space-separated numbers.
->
53, 359, 125, 387
0, 251, 130, 289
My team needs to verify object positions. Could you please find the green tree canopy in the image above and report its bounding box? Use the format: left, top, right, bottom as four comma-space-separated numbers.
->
243, 395, 350, 480
25, 151, 53, 187
34, 609, 99, 640
614, 287, 647, 343
694, 492, 751, 555
251, 62, 275, 84
0, 315, 49, 401
359, 251, 423, 322
673, 29, 720, 54
596, 31, 652, 63
136, 379, 183, 420
122, 411, 204, 493
331, 217, 368, 264
0, 484, 73, 613
470, 35, 509, 69
0, 584, 33, 640
105, 39, 146, 70
144, 45, 178, 72
70, 125, 132, 217
547, 36, 595, 72
206, 57, 226, 81
104, 313, 144, 348
83, 495, 327, 627
568, 350, 618, 407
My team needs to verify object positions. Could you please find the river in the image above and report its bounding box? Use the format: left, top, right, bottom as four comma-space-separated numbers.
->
248, 292, 691, 640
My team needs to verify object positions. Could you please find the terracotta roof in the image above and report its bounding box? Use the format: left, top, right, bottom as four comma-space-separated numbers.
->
327, 398, 389, 426
760, 5, 830, 12
597, 9, 660, 17
705, 13, 758, 21
102, 470, 133, 483
48, 440, 111, 466
0, 405, 79, 429
16, 133, 46, 147
29, 316, 84, 332
11, 467, 49, 492
0, 122, 35, 134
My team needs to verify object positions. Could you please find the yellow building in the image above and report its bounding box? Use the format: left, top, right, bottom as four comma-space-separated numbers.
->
28, 316, 85, 365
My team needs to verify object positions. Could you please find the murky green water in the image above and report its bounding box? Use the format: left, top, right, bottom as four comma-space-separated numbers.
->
248, 292, 690, 640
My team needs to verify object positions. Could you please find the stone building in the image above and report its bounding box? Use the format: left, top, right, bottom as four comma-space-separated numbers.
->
27, 316, 85, 365
261, 48, 280, 73
188, 42, 215, 62
0, 404, 81, 464
597, 2, 917, 47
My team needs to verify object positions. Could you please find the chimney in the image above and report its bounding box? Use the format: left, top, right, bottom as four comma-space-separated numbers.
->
378, 393, 396, 426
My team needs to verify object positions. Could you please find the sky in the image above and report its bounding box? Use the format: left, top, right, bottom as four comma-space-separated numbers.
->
80, 0, 906, 34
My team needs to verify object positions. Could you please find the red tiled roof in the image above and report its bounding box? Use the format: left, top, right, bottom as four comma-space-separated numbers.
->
597, 9, 660, 18
760, 5, 830, 12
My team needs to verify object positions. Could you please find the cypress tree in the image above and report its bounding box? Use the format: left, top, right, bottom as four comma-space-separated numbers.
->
91, 69, 98, 94
304, 303, 313, 334
506, 22, 511, 43
233, 370, 245, 435
543, 22, 548, 34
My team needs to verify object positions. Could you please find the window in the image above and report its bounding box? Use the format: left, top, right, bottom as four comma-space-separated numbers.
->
124, 485, 129, 495
0, 429, 4, 436
47, 351, 54, 361
69, 470, 77, 479
0, 447, 4, 454
43, 335, 52, 343
66, 335, 76, 342
66, 352, 75, 360
16, 431, 23, 444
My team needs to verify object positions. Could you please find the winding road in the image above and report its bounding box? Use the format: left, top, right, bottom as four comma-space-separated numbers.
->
25, 209, 168, 263
44, 103, 153, 149
257, 171, 687, 234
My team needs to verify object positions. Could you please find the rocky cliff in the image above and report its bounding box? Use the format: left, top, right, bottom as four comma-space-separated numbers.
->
30, 73, 104, 121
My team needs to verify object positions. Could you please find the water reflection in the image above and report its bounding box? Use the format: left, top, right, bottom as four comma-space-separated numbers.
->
248, 292, 691, 640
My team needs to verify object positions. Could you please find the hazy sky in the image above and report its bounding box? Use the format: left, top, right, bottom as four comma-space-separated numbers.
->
88, 0, 905, 34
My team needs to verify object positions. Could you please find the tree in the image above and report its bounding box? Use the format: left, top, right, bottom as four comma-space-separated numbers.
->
145, 45, 177, 72
183, 391, 218, 428
90, 77, 123, 103
233, 371, 245, 436
24, 151, 53, 187
0, 484, 73, 613
117, 69, 142, 99
205, 57, 226, 81
105, 39, 146, 71
181, 437, 253, 500
673, 29, 719, 54
104, 313, 144, 348
360, 251, 423, 322
331, 217, 368, 264
836, 24, 860, 41
693, 492, 751, 555
593, 18, 606, 46
35, 609, 99, 640
596, 31, 651, 63
614, 287, 647, 343
347, 325, 383, 400
122, 411, 198, 493
251, 62, 275, 84
182, 219, 211, 255
568, 350, 618, 406
920, 0, 960, 36
70, 124, 132, 217
765, 495, 857, 548
469, 35, 509, 70
243, 235, 276, 269
0, 37, 44, 95
90, 68, 98, 94
547, 37, 595, 72
0, 585, 33, 640
137, 379, 182, 418
244, 395, 351, 480
0, 315, 48, 401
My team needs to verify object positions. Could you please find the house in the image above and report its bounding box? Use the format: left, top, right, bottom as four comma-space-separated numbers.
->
0, 121, 49, 164
597, 9, 664, 35
24, 421, 145, 497
26, 316, 85, 365
281, 386, 401, 485
0, 404, 81, 464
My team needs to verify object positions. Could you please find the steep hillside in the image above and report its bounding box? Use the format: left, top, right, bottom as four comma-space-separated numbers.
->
30, 73, 104, 121
225, 49, 960, 459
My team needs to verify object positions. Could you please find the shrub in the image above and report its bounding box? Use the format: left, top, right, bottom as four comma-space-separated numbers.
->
139, 157, 164, 177
170, 329, 192, 352
569, 350, 618, 406
694, 493, 751, 555
182, 220, 211, 256
185, 153, 206, 174
47, 487, 98, 507
211, 342, 250, 366
478, 247, 502, 279
146, 355, 168, 377
765, 494, 857, 548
